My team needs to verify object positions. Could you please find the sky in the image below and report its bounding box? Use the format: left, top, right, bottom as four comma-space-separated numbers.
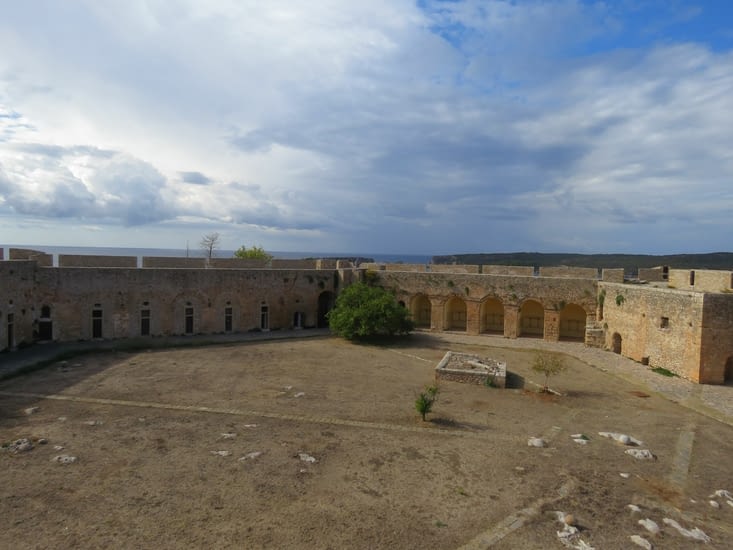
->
1, 0, 732, 256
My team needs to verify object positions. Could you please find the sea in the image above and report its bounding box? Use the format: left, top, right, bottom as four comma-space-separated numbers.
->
0, 244, 434, 267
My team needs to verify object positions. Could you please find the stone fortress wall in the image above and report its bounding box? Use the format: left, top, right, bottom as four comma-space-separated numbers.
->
1, 251, 732, 385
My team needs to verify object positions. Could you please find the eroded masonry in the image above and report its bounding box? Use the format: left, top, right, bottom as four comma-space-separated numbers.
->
1, 248, 732, 384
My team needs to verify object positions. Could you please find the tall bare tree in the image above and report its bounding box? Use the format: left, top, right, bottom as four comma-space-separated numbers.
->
200, 232, 221, 261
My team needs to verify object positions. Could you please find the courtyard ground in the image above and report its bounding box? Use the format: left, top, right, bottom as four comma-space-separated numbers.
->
1, 332, 732, 549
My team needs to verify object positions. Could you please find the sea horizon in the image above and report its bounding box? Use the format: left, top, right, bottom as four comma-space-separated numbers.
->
0, 244, 434, 266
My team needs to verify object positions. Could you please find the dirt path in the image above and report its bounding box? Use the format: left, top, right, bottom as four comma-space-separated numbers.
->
1, 334, 732, 549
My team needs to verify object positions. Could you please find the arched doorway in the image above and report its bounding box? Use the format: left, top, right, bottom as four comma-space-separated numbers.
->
612, 332, 622, 354
725, 357, 733, 385
559, 304, 587, 340
480, 298, 503, 334
519, 300, 544, 337
445, 297, 467, 331
411, 295, 432, 328
318, 291, 335, 328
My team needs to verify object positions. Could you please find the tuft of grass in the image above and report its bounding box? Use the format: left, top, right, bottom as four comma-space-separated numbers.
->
651, 366, 677, 377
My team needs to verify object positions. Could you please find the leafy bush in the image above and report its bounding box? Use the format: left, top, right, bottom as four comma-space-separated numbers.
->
233, 245, 273, 261
327, 283, 413, 340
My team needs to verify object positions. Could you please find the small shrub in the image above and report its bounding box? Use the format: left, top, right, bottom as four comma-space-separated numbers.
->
415, 385, 439, 421
532, 352, 567, 393
484, 375, 497, 388
615, 294, 625, 306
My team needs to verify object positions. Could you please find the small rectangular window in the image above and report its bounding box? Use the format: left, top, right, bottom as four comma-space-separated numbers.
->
141, 309, 151, 336
92, 309, 103, 338
689, 271, 695, 286
260, 305, 269, 331
224, 307, 233, 332
185, 307, 194, 334
660, 317, 669, 329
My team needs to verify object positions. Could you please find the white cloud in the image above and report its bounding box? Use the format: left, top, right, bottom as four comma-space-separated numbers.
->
0, 1, 732, 254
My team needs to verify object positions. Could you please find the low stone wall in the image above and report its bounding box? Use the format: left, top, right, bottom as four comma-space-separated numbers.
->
481, 265, 534, 276
602, 269, 624, 283
434, 351, 506, 388
59, 255, 137, 268
540, 266, 598, 279
429, 264, 480, 274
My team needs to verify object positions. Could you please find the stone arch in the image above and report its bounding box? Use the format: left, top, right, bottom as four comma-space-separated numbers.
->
317, 291, 335, 328
480, 297, 504, 334
519, 299, 544, 337
725, 357, 733, 385
612, 332, 622, 354
410, 294, 432, 328
559, 303, 587, 340
444, 296, 467, 331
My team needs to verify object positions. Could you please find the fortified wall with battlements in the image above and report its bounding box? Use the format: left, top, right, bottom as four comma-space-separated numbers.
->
1, 248, 732, 385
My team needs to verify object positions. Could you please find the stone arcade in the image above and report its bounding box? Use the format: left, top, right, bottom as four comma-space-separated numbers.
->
1, 248, 732, 384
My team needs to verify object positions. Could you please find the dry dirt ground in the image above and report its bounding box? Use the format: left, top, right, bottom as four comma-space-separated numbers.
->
1, 334, 732, 549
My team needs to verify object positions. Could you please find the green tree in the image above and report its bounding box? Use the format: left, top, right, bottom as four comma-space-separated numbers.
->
327, 282, 413, 340
233, 245, 273, 262
531, 352, 567, 393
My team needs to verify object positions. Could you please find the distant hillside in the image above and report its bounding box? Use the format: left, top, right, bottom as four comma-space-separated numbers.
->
431, 252, 733, 277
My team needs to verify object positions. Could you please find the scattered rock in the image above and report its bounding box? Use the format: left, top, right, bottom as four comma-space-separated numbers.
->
598, 432, 643, 446
37, 438, 48, 445
52, 455, 77, 464
552, 511, 594, 549
709, 489, 733, 502
83, 420, 103, 426
53, 445, 64, 451
24, 407, 40, 415
638, 518, 660, 535
571, 434, 589, 445
627, 504, 642, 513
240, 451, 263, 461
629, 534, 652, 549
210, 450, 232, 457
528, 437, 547, 448
620, 473, 631, 479
57, 417, 67, 422
220, 432, 237, 440
5, 438, 33, 453
243, 424, 258, 429
709, 500, 720, 509
662, 518, 711, 543
283, 385, 293, 391
294, 392, 306, 398
625, 449, 655, 460
514, 466, 526, 473
298, 452, 317, 463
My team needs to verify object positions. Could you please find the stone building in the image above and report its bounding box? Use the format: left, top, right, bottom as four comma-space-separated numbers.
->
1, 249, 732, 385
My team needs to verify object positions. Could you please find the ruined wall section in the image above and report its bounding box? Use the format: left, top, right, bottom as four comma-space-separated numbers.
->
0, 261, 38, 350
668, 269, 733, 293
699, 293, 733, 384
32, 267, 338, 341
599, 283, 704, 381
638, 267, 666, 282
9, 248, 52, 267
